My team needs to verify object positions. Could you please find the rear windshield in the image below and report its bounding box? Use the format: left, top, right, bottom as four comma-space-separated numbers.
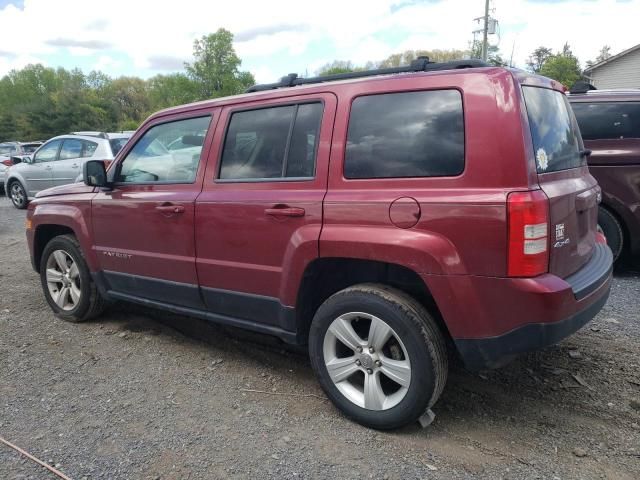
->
522, 86, 585, 173
571, 102, 640, 140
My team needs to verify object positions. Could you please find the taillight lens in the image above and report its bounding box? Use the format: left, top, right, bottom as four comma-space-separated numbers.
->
1, 159, 12, 167
507, 190, 549, 277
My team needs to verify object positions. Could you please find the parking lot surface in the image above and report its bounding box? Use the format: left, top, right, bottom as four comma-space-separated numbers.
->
1, 195, 639, 479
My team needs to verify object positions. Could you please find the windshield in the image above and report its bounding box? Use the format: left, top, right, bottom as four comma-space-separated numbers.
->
522, 86, 585, 173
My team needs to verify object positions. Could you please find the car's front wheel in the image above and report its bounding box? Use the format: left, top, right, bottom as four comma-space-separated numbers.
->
9, 180, 28, 209
40, 234, 105, 322
309, 283, 448, 430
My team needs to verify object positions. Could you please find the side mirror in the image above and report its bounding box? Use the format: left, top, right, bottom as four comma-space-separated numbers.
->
83, 160, 110, 188
21, 156, 32, 164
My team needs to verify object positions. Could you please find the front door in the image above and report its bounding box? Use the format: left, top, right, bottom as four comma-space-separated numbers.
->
195, 94, 336, 330
24, 139, 61, 195
91, 112, 216, 309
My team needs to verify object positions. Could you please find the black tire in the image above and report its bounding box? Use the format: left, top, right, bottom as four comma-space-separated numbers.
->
309, 283, 448, 430
598, 206, 624, 262
8, 180, 28, 209
40, 234, 106, 322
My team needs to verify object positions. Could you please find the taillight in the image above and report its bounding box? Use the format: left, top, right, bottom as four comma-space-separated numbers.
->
1, 159, 12, 167
507, 190, 549, 277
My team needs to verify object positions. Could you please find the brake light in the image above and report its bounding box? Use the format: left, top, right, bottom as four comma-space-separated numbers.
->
507, 190, 549, 277
1, 159, 12, 167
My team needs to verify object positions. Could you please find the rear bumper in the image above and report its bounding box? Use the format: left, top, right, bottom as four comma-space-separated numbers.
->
425, 244, 613, 370
455, 286, 610, 370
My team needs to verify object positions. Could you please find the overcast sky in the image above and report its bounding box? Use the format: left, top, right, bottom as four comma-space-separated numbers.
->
0, 0, 637, 83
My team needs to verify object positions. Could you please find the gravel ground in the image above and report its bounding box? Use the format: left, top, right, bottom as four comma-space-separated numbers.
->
1, 194, 639, 480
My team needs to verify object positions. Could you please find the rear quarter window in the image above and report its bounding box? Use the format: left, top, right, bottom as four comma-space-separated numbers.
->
571, 102, 640, 140
522, 86, 585, 173
344, 90, 464, 179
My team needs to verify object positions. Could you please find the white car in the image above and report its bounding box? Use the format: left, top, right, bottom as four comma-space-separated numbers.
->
0, 141, 42, 195
4, 133, 131, 209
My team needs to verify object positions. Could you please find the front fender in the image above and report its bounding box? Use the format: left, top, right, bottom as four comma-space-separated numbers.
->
5, 172, 27, 196
31, 197, 97, 270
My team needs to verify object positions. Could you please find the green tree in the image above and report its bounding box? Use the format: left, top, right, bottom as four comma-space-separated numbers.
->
317, 60, 359, 76
147, 73, 199, 110
379, 49, 469, 68
539, 50, 582, 88
586, 45, 612, 68
526, 46, 553, 73
469, 41, 506, 66
185, 28, 255, 99
103, 76, 151, 127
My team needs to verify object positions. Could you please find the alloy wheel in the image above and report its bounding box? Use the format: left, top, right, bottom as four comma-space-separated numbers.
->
45, 250, 82, 311
322, 312, 411, 410
10, 183, 25, 208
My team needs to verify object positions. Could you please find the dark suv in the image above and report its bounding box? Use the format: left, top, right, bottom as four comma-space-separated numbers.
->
568, 88, 640, 262
25, 59, 612, 430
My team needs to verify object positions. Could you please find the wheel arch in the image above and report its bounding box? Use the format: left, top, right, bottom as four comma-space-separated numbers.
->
31, 204, 96, 273
294, 257, 450, 345
33, 224, 76, 272
598, 201, 631, 256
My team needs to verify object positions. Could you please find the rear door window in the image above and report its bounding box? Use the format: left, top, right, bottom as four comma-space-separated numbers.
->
82, 140, 98, 157
59, 139, 83, 160
522, 86, 585, 173
571, 102, 640, 140
344, 90, 464, 179
219, 102, 323, 181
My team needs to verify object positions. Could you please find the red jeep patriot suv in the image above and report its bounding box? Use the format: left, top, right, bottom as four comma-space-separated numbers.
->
26, 58, 613, 429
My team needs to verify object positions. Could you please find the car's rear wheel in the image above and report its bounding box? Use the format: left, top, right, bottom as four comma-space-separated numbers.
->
598, 206, 624, 262
309, 283, 448, 430
40, 234, 105, 322
9, 180, 27, 209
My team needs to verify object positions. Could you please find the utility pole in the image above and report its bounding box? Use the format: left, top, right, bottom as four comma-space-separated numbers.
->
481, 0, 489, 62
473, 0, 495, 62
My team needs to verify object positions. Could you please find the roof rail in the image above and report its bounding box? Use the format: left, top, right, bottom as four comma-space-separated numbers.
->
245, 57, 489, 93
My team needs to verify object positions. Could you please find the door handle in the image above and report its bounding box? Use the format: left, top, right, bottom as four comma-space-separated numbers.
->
264, 206, 306, 217
71, 163, 79, 168
156, 204, 185, 214
45, 165, 52, 170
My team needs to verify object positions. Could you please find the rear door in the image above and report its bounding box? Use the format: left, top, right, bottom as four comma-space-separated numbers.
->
52, 138, 94, 186
522, 86, 598, 278
195, 94, 336, 329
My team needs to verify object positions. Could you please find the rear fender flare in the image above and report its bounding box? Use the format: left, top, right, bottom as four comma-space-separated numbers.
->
318, 225, 465, 275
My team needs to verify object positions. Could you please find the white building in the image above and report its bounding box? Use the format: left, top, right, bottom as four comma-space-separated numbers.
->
584, 44, 640, 89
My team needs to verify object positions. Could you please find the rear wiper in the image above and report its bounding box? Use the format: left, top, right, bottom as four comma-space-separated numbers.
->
579, 149, 592, 157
